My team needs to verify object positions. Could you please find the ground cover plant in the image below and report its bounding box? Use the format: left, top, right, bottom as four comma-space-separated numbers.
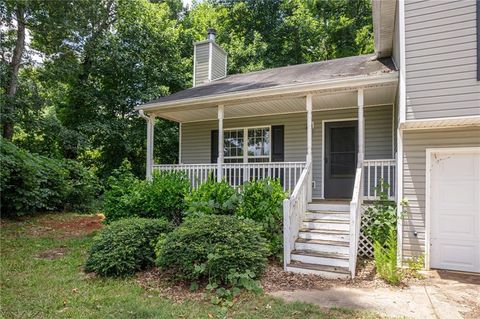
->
0, 213, 382, 319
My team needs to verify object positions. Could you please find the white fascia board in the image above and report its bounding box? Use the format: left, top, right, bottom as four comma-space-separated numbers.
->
136, 72, 398, 113
402, 116, 480, 130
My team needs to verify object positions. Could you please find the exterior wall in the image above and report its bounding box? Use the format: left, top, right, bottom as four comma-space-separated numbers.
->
392, 0, 400, 69
194, 42, 209, 86
181, 104, 393, 198
402, 126, 480, 260
404, 0, 480, 120
211, 44, 227, 80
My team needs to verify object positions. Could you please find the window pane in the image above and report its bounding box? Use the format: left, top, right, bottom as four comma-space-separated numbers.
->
247, 127, 270, 158
224, 130, 243, 158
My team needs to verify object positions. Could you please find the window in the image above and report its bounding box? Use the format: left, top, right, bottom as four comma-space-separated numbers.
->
224, 127, 270, 163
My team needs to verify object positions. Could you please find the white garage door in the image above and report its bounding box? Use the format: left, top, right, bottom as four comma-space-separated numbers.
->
429, 148, 480, 273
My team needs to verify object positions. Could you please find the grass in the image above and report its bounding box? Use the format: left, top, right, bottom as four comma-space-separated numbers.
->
1, 213, 381, 319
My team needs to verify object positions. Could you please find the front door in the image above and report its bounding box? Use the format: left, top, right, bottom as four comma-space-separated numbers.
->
324, 121, 357, 198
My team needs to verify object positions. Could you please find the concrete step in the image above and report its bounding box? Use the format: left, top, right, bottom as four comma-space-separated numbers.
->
294, 238, 349, 254
305, 211, 350, 221
307, 203, 349, 212
302, 219, 350, 231
285, 261, 350, 279
298, 228, 350, 242
291, 249, 349, 268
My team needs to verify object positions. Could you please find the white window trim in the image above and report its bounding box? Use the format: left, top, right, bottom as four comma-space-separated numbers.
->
223, 125, 272, 163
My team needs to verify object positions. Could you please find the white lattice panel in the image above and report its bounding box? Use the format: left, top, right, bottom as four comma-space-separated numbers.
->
358, 205, 374, 257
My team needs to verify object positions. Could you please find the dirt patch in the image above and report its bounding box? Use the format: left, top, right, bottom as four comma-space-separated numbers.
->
35, 246, 68, 260
28, 214, 104, 238
261, 260, 424, 293
136, 268, 207, 303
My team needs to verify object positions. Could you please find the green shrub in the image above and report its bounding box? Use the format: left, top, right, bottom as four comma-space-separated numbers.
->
236, 178, 287, 258
185, 178, 238, 216
103, 161, 189, 224
62, 159, 102, 212
85, 218, 172, 277
363, 182, 399, 245
374, 228, 403, 285
0, 138, 100, 216
156, 215, 268, 284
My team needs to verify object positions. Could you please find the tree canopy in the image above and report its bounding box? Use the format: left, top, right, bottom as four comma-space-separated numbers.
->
1, 0, 373, 179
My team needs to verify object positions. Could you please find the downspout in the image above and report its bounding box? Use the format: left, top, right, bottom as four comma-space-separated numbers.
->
139, 110, 155, 180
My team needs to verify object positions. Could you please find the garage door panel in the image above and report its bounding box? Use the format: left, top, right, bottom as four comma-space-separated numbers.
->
433, 213, 476, 241
429, 149, 480, 273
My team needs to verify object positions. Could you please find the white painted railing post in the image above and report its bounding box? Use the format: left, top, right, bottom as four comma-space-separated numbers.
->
283, 198, 291, 269
357, 88, 364, 163
306, 94, 313, 202
217, 105, 224, 182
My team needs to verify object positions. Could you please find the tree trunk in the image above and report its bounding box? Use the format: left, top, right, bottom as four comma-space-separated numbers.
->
2, 5, 26, 140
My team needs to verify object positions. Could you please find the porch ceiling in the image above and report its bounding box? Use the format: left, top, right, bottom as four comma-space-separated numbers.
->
153, 83, 397, 123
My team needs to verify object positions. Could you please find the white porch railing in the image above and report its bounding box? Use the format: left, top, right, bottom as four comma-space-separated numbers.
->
363, 159, 396, 200
282, 160, 312, 268
349, 159, 364, 278
153, 162, 306, 193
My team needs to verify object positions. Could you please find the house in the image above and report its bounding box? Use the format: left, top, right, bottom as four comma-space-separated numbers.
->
136, 0, 480, 278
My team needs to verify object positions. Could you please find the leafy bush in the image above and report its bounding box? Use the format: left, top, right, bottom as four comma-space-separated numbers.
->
0, 138, 100, 216
103, 161, 189, 224
363, 182, 400, 245
85, 218, 172, 277
61, 159, 102, 212
236, 178, 287, 258
185, 178, 239, 216
374, 228, 403, 285
156, 215, 268, 284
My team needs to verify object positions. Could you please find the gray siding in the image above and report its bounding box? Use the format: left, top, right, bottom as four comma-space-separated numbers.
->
402, 127, 480, 260
181, 105, 393, 198
194, 42, 209, 86
404, 0, 480, 120
211, 44, 227, 80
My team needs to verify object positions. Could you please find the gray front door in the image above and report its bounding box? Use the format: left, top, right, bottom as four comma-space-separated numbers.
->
324, 121, 357, 199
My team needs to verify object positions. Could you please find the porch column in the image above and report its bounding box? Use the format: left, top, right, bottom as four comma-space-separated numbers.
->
306, 94, 313, 202
146, 115, 155, 180
217, 105, 224, 182
357, 88, 365, 163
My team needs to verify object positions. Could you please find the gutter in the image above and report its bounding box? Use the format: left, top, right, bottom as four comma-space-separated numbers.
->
135, 72, 399, 113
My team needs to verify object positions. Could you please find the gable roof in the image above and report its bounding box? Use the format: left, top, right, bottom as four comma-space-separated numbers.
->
139, 54, 396, 109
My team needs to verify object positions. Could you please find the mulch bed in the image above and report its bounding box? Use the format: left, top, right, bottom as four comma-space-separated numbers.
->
27, 214, 104, 238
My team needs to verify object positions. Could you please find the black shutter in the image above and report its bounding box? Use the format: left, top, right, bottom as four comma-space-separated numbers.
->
211, 130, 218, 163
271, 125, 284, 162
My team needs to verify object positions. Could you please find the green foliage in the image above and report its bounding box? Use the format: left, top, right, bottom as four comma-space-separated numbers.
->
0, 138, 100, 216
103, 160, 189, 224
85, 217, 173, 277
185, 178, 239, 216
237, 179, 287, 258
373, 228, 403, 285
363, 182, 399, 245
155, 215, 268, 284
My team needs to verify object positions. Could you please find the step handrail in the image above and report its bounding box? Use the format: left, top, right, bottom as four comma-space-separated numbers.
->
283, 160, 312, 269
349, 158, 364, 278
